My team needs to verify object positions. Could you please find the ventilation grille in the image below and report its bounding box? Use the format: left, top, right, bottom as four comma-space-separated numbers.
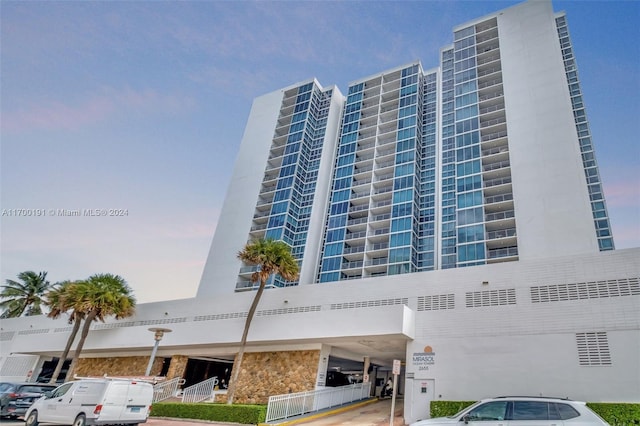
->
54, 327, 74, 333
0, 331, 15, 341
257, 305, 321, 317
330, 298, 409, 310
466, 289, 516, 308
194, 312, 248, 322
93, 317, 188, 330
418, 294, 455, 311
0, 355, 38, 376
17, 328, 49, 335
576, 332, 611, 366
531, 278, 639, 303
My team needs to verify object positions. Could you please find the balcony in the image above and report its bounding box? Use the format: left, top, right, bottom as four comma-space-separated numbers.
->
485, 210, 515, 223
346, 230, 367, 241
477, 76, 503, 90
481, 129, 508, 143
352, 177, 372, 188
365, 257, 388, 267
343, 244, 365, 255
484, 175, 512, 188
487, 246, 519, 262
482, 158, 510, 173
342, 260, 364, 270
486, 227, 516, 240
480, 116, 507, 129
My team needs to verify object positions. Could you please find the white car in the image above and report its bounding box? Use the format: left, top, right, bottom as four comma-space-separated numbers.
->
25, 378, 153, 426
411, 396, 610, 426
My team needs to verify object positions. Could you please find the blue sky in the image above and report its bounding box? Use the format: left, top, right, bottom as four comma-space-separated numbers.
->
1, 0, 638, 303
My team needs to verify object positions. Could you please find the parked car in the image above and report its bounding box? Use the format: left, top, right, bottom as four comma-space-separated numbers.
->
0, 382, 57, 419
410, 396, 610, 425
25, 378, 153, 426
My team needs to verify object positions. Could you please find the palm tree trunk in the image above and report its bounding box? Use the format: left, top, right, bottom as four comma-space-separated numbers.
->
49, 318, 82, 383
64, 309, 97, 381
226, 277, 268, 405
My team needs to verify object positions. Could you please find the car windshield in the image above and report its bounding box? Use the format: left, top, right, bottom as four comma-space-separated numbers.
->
448, 401, 483, 418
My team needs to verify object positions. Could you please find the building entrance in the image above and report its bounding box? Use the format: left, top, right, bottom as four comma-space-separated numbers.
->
182, 357, 232, 388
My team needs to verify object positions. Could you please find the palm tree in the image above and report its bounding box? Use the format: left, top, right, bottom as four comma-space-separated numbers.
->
226, 238, 300, 404
63, 274, 136, 381
45, 280, 85, 383
0, 271, 51, 318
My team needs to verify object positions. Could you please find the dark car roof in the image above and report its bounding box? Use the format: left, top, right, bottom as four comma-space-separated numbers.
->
0, 382, 57, 391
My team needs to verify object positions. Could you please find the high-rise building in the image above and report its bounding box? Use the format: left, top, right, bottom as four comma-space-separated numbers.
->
2, 1, 636, 422
198, 0, 614, 296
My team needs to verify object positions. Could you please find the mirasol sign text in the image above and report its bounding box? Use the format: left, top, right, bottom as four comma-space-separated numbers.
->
412, 345, 436, 371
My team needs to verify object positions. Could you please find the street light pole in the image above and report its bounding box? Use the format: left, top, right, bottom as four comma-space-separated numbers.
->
145, 327, 172, 376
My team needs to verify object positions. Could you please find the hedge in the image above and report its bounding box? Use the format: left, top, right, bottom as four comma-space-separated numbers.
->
151, 402, 267, 425
430, 401, 640, 425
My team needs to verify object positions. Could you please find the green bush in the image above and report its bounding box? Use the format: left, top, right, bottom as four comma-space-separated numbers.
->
151, 402, 267, 425
430, 400, 475, 417
430, 401, 640, 425
587, 403, 640, 425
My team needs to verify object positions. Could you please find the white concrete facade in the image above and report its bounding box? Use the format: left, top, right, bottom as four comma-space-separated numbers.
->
1, 0, 638, 423
2, 249, 639, 421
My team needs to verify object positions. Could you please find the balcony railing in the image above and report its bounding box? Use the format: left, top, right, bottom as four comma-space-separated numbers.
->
485, 193, 514, 204
484, 176, 512, 188
486, 228, 517, 240
481, 130, 508, 142
342, 260, 364, 269
485, 210, 515, 222
488, 246, 519, 259
365, 257, 388, 266
346, 231, 367, 240
343, 245, 365, 254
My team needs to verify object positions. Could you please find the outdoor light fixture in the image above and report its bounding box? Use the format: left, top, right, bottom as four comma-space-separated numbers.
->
145, 327, 172, 376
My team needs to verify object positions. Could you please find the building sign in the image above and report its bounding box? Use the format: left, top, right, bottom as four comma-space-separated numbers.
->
393, 359, 401, 375
412, 345, 435, 371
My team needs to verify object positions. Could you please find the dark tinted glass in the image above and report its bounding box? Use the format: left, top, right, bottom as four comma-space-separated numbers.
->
555, 403, 580, 420
512, 401, 549, 420
468, 401, 508, 420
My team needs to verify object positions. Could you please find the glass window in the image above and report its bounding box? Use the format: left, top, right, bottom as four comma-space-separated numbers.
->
554, 403, 580, 420
391, 217, 412, 232
49, 383, 74, 398
390, 232, 411, 247
512, 401, 550, 420
467, 401, 507, 421
458, 224, 484, 243
326, 228, 345, 243
393, 189, 413, 204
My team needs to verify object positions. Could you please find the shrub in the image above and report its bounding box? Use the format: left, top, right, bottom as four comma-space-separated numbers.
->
430, 400, 475, 417
151, 402, 267, 425
587, 403, 640, 425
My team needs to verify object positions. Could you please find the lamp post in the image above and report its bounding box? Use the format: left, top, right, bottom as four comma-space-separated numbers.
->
145, 327, 172, 376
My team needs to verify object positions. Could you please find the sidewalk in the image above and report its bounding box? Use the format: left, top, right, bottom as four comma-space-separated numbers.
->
287, 397, 405, 425
147, 397, 406, 426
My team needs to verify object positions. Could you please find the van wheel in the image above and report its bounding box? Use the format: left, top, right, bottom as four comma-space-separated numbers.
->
26, 411, 39, 426
73, 414, 86, 426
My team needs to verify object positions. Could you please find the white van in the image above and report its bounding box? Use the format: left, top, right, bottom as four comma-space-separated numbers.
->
25, 378, 153, 426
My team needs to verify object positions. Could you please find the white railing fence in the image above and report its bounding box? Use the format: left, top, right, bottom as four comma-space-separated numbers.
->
181, 376, 220, 403
152, 377, 186, 402
265, 382, 372, 423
